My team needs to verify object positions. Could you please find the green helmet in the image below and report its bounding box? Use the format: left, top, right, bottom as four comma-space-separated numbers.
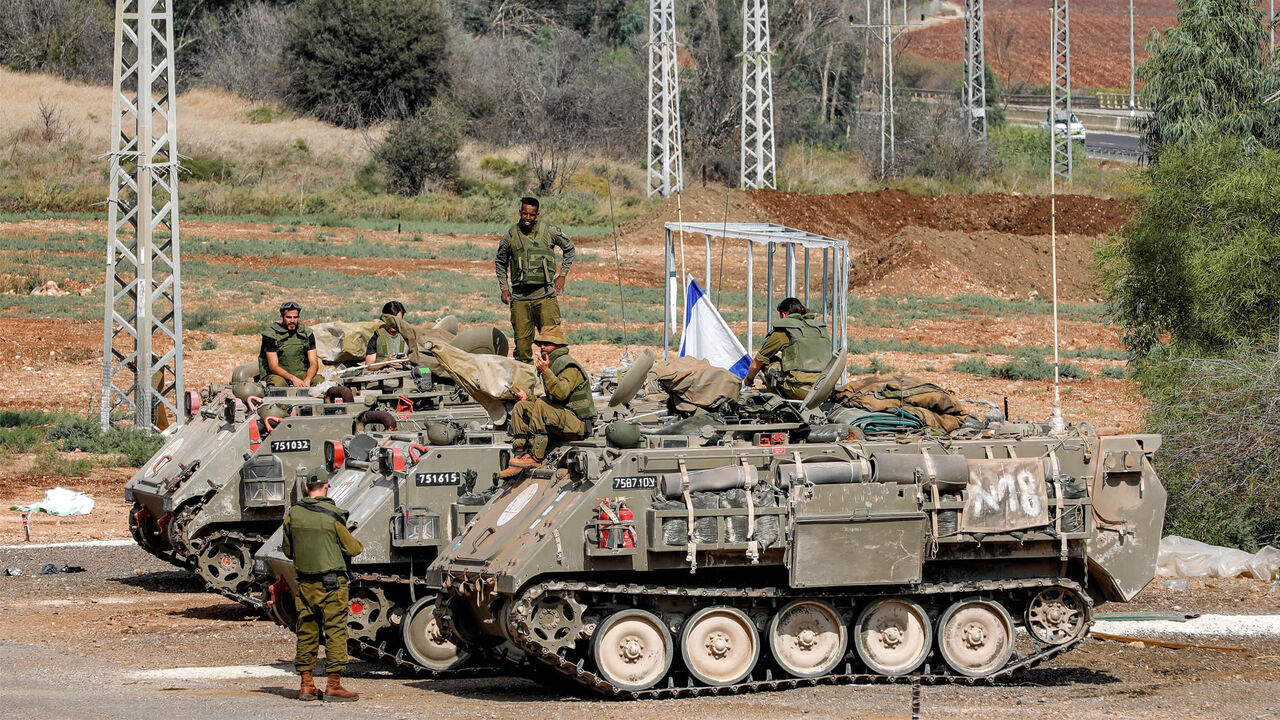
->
605, 420, 643, 449
257, 403, 288, 420
232, 381, 265, 403
425, 421, 461, 446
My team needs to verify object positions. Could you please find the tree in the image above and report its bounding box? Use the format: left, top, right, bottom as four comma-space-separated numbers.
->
375, 100, 463, 195
1136, 0, 1280, 161
284, 0, 449, 127
1098, 139, 1280, 359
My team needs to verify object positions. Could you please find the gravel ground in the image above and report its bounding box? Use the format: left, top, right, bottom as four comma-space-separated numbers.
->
1, 542, 1279, 719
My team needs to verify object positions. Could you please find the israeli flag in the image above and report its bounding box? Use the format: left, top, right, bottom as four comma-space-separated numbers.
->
679, 275, 751, 378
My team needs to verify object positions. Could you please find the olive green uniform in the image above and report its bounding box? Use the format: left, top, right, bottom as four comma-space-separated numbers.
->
511, 347, 596, 459
258, 322, 322, 387
495, 221, 575, 363
283, 496, 364, 674
366, 327, 408, 362
754, 313, 831, 400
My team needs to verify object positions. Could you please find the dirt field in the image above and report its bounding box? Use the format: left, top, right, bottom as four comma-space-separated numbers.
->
906, 0, 1180, 90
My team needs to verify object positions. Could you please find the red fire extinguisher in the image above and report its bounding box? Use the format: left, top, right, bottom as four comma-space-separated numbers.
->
616, 500, 635, 549
598, 499, 614, 549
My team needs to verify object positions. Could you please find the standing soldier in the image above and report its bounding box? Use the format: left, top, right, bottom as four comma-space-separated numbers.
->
495, 196, 575, 363
500, 326, 596, 476
743, 297, 832, 400
258, 301, 323, 387
283, 469, 364, 702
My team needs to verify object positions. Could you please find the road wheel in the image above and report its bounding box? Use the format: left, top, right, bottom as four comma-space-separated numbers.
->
768, 599, 847, 678
592, 609, 673, 692
853, 598, 931, 676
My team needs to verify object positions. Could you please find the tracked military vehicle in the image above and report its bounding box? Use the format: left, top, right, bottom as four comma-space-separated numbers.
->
126, 366, 493, 607
254, 351, 663, 674
429, 357, 1167, 697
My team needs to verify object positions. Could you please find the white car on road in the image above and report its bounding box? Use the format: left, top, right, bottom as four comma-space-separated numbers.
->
1038, 110, 1087, 142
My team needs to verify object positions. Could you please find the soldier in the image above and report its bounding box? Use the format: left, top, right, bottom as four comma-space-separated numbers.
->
283, 468, 364, 702
501, 326, 596, 476
258, 301, 322, 387
364, 300, 408, 365
495, 196, 576, 363
743, 297, 831, 400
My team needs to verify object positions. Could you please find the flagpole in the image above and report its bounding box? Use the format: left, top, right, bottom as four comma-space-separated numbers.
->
677, 191, 687, 334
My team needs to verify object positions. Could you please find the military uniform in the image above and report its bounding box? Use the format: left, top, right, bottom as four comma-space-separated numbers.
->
282, 495, 363, 679
258, 321, 322, 387
509, 330, 596, 462
495, 220, 575, 363
365, 326, 408, 362
754, 312, 831, 400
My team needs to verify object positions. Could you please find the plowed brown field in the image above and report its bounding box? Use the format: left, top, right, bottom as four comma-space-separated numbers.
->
905, 0, 1180, 90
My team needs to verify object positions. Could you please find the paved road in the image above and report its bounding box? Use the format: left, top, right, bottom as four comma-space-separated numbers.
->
1085, 131, 1145, 162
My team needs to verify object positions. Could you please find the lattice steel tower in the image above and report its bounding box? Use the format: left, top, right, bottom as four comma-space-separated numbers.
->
964, 0, 987, 136
647, 0, 683, 197
1051, 0, 1073, 179
740, 0, 776, 189
100, 0, 185, 433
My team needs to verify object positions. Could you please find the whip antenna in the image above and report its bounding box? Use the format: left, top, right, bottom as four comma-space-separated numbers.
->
716, 187, 730, 299
1048, 6, 1065, 434
606, 179, 628, 348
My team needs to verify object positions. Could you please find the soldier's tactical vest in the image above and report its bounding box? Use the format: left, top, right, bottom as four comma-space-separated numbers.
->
286, 498, 350, 575
258, 322, 314, 380
373, 327, 408, 360
548, 348, 596, 421
507, 221, 557, 288
773, 313, 831, 375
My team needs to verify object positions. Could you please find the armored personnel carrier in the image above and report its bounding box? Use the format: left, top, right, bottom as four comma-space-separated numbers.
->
254, 352, 663, 673
126, 366, 492, 607
428, 361, 1167, 697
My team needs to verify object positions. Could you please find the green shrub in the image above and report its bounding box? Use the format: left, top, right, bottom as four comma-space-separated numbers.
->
952, 356, 992, 376
183, 152, 234, 183
0, 425, 44, 453
185, 306, 222, 331
1101, 365, 1128, 379
1146, 353, 1280, 549
245, 105, 282, 124
29, 448, 93, 478
45, 414, 162, 465
847, 356, 894, 375
0, 409, 56, 428
480, 156, 529, 178
284, 0, 449, 127
375, 100, 463, 196
200, 339, 218, 351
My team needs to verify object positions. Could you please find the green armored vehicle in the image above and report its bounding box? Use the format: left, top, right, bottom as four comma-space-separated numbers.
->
428, 361, 1167, 697
253, 352, 662, 673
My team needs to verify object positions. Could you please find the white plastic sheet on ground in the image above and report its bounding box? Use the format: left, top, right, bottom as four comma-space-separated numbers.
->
9, 487, 95, 516
1156, 535, 1280, 580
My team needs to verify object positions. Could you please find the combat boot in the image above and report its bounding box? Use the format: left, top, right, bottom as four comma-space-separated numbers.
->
298, 671, 318, 701
324, 673, 358, 702
498, 453, 540, 479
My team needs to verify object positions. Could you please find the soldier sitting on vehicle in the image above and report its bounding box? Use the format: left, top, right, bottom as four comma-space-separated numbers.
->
258, 301, 323, 387
500, 326, 597, 477
364, 300, 409, 366
743, 297, 831, 401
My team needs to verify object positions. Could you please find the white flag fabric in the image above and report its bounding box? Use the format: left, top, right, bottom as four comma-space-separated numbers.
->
679, 275, 751, 378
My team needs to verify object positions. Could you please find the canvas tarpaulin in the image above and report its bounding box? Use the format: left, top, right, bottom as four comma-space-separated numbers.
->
311, 320, 384, 364
422, 340, 539, 424
960, 458, 1050, 533
652, 356, 742, 413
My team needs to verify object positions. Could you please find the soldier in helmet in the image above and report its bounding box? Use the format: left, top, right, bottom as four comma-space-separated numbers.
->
363, 300, 408, 365
494, 196, 576, 363
283, 468, 364, 702
743, 297, 831, 400
258, 301, 323, 387
500, 326, 596, 476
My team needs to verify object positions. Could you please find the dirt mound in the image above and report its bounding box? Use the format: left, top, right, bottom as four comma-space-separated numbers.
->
617, 187, 1130, 300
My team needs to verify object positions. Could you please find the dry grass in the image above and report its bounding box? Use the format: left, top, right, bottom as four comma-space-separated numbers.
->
0, 68, 376, 160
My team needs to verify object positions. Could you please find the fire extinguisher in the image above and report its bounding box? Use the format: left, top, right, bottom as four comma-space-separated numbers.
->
616, 500, 635, 549
598, 499, 614, 549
